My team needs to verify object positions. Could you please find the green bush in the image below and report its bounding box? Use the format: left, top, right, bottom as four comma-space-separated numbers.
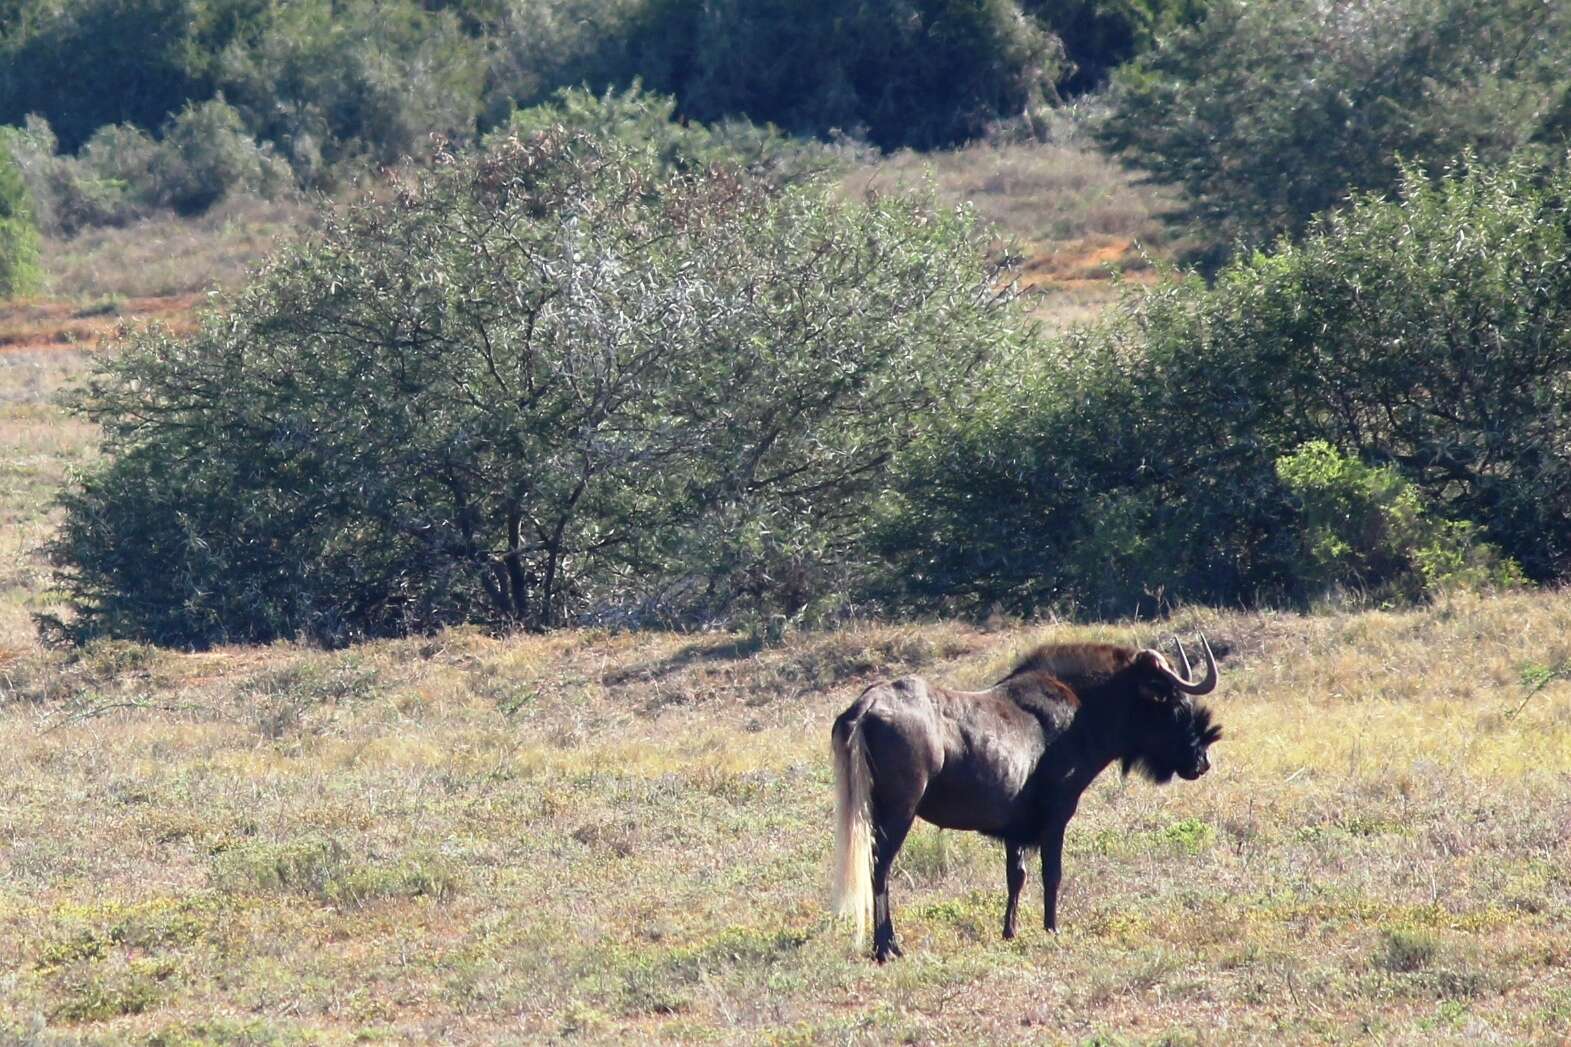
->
0, 134, 39, 297
479, 0, 647, 126
609, 0, 1067, 150
48, 130, 1028, 646
498, 84, 864, 185
0, 0, 482, 188
6, 104, 292, 235
1275, 441, 1523, 600
146, 98, 294, 214
215, 0, 484, 184
1022, 0, 1206, 93
4, 117, 134, 235
0, 0, 219, 152
1099, 0, 1571, 256
877, 156, 1571, 616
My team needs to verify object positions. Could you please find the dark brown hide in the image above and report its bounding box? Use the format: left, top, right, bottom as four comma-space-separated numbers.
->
830, 640, 1222, 961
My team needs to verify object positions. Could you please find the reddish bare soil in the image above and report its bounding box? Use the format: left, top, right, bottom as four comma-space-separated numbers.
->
0, 294, 203, 355
1016, 235, 1157, 290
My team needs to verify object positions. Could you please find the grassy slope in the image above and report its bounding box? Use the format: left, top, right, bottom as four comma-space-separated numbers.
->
842, 125, 1179, 333
3, 595, 1571, 1043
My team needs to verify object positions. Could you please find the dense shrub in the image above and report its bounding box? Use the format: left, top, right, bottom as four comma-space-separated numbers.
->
612, 0, 1067, 150
6, 104, 291, 235
1021, 0, 1206, 93
877, 156, 1571, 616
497, 84, 865, 185
214, 0, 484, 183
48, 131, 1028, 646
1275, 441, 1523, 601
0, 134, 39, 297
1099, 0, 1571, 256
0, 0, 483, 192
4, 117, 137, 235
0, 0, 219, 152
1, 0, 1145, 189
478, 0, 647, 127
142, 98, 294, 214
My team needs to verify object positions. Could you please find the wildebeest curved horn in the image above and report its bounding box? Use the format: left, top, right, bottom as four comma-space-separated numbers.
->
1160, 634, 1217, 694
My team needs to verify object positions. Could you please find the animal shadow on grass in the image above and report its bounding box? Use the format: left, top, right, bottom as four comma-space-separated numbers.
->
602, 638, 766, 715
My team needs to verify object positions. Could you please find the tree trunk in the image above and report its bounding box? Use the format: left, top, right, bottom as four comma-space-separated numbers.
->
504, 510, 530, 624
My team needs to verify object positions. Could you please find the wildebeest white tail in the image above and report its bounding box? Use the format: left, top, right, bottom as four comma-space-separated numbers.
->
830, 706, 875, 946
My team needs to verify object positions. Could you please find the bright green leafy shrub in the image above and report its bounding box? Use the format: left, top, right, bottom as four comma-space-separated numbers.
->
1275, 441, 1523, 600
0, 133, 38, 297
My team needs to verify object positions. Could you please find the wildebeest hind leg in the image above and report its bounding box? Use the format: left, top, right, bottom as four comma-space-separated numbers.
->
871, 799, 918, 962
1002, 844, 1026, 939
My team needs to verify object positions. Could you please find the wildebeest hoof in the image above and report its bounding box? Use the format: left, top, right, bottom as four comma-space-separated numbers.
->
874, 939, 904, 962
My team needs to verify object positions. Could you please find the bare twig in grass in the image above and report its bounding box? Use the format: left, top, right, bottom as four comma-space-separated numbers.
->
38, 697, 216, 734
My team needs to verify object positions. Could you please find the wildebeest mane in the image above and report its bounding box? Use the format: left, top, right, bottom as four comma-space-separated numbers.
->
999, 643, 1135, 690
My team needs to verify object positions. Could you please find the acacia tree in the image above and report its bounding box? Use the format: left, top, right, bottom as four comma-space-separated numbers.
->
51, 130, 1027, 646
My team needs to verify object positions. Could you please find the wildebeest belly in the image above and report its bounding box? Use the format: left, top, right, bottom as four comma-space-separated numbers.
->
914, 733, 1044, 840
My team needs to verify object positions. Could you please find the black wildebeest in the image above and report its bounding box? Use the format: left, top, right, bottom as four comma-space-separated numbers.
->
830, 636, 1223, 961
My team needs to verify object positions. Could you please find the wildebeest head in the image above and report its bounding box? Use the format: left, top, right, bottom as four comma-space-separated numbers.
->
1121, 635, 1223, 784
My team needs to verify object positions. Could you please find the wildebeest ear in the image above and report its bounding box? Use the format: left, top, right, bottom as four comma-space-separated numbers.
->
1132, 649, 1175, 698
1134, 649, 1165, 671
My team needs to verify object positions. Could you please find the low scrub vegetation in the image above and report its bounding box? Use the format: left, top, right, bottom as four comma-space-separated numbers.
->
37, 138, 1571, 642
879, 156, 1571, 618
4, 103, 293, 237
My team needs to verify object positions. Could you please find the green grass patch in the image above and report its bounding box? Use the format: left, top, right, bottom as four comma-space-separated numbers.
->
146, 1016, 315, 1046
35, 896, 224, 972
210, 836, 457, 906
1378, 925, 1441, 972
51, 956, 179, 1023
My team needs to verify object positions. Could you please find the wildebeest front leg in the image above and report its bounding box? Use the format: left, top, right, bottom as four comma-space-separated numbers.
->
1040, 815, 1071, 932
1002, 844, 1026, 939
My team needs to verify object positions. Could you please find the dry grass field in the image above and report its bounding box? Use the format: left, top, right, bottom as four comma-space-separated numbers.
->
4, 596, 1571, 1044
5, 150, 1571, 1045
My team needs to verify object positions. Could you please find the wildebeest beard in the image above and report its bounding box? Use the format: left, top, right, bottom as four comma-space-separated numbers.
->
1121, 702, 1222, 784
